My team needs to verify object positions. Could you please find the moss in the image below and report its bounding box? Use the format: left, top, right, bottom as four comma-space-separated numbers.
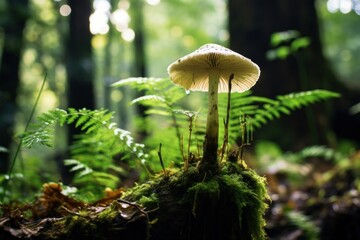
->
122, 162, 269, 240
187, 178, 220, 198
96, 204, 118, 220
138, 193, 159, 210
35, 162, 267, 239
64, 216, 98, 239
220, 173, 269, 240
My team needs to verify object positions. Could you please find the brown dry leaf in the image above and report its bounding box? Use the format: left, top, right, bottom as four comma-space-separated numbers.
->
32, 182, 85, 218
0, 216, 62, 238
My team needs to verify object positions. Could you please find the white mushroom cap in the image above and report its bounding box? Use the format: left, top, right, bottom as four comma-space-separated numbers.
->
167, 43, 260, 93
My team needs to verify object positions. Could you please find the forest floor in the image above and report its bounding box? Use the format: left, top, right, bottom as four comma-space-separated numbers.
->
1, 150, 360, 240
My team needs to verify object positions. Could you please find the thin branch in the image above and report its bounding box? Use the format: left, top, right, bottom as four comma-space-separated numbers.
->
157, 143, 167, 177
220, 73, 234, 161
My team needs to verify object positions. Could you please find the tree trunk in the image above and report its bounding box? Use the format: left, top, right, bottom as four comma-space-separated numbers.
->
63, 0, 94, 183
66, 0, 95, 111
0, 0, 29, 173
130, 1, 149, 140
228, 0, 346, 148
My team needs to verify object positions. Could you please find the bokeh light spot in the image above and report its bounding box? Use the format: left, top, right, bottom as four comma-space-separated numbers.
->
59, 4, 71, 16
121, 28, 135, 42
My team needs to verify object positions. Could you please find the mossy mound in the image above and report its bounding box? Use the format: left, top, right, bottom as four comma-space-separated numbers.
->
0, 163, 268, 240
123, 162, 269, 240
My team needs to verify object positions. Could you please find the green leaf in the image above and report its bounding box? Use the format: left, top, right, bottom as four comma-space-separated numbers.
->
131, 95, 166, 105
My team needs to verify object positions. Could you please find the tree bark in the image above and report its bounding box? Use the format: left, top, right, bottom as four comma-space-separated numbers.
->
0, 0, 29, 173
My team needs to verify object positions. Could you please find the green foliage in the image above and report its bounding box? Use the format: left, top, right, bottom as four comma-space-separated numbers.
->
114, 77, 340, 162
22, 108, 147, 162
287, 211, 319, 240
218, 89, 340, 144
267, 30, 311, 60
112, 77, 185, 107
113, 77, 197, 165
20, 108, 150, 201
11, 77, 340, 203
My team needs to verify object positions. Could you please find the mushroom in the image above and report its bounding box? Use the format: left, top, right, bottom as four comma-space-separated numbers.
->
167, 43, 260, 167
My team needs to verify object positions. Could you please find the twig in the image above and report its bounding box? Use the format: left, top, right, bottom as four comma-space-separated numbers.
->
220, 73, 234, 161
186, 113, 196, 171
179, 135, 186, 162
170, 111, 182, 157
187, 119, 192, 166
157, 143, 167, 177
239, 115, 252, 163
60, 206, 82, 217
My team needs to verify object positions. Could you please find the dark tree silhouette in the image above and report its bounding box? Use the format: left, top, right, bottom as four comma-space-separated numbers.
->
0, 0, 29, 173
227, 0, 354, 148
62, 0, 94, 183
66, 0, 95, 112
130, 0, 149, 140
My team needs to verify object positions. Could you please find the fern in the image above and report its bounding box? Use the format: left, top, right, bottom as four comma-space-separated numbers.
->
64, 159, 93, 178
21, 108, 150, 199
219, 89, 340, 144
22, 108, 147, 161
112, 77, 185, 105
219, 89, 340, 129
113, 77, 340, 163
113, 77, 193, 164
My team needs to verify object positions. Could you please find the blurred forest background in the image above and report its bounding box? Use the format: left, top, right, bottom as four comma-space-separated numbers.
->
0, 0, 360, 237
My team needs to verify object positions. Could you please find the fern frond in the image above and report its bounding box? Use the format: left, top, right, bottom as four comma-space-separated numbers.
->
22, 108, 149, 168
112, 77, 164, 90
131, 95, 166, 105
220, 89, 339, 130
113, 77, 186, 105
145, 108, 172, 116
108, 122, 149, 164
64, 159, 93, 177
22, 130, 53, 148
217, 89, 339, 146
277, 90, 339, 110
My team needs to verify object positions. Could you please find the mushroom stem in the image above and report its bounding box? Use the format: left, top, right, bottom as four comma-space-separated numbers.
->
202, 70, 220, 166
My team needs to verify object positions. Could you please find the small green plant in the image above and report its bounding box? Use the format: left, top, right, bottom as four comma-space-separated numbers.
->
19, 108, 150, 201
3, 75, 338, 203
113, 76, 340, 166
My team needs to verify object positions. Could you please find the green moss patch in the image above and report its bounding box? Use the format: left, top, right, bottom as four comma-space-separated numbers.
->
123, 162, 269, 240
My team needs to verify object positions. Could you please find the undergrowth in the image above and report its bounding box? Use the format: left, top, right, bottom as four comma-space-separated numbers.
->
113, 77, 340, 161
18, 108, 150, 201
0, 77, 339, 203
